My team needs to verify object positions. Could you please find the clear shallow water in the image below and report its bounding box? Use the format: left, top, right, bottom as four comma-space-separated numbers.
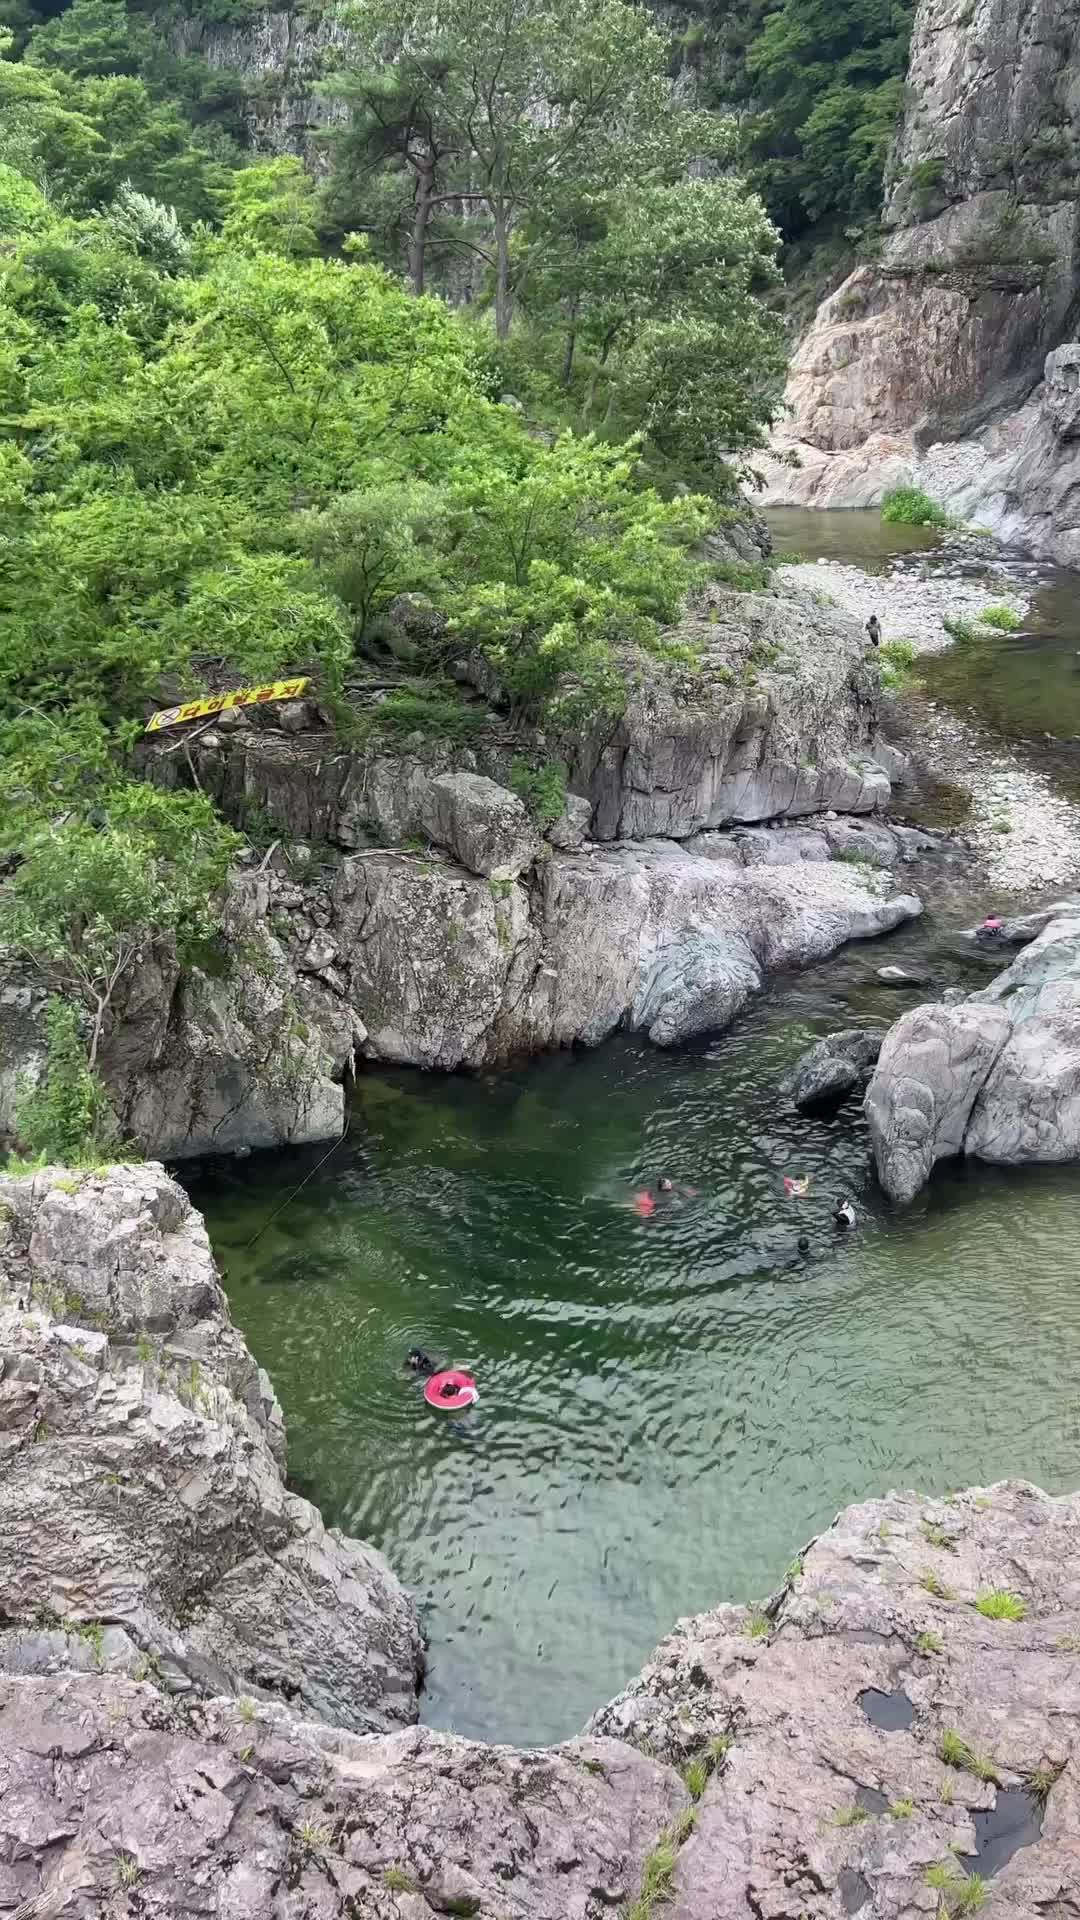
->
187, 509, 1080, 1748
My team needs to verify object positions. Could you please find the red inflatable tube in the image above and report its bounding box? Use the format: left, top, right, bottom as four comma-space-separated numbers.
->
424, 1368, 478, 1411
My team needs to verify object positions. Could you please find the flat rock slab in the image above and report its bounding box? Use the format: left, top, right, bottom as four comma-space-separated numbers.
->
593, 1479, 1080, 1920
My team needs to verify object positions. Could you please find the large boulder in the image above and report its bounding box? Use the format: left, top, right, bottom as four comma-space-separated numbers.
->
104, 879, 356, 1162
782, 1028, 883, 1111
0, 1166, 422, 1731
418, 770, 540, 879
568, 594, 888, 840
329, 853, 541, 1070
865, 1000, 1012, 1201
521, 843, 920, 1051
866, 911, 1080, 1198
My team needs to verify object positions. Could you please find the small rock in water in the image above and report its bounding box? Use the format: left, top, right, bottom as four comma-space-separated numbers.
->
876, 964, 930, 986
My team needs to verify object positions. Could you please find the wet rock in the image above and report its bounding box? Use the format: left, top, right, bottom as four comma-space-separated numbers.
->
782, 1029, 883, 1111
866, 998, 1012, 1200
522, 845, 920, 1051
875, 963, 932, 986
0, 1166, 422, 1731
418, 771, 541, 879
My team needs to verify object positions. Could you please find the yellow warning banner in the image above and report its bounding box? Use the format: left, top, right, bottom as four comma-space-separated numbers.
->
145, 677, 311, 734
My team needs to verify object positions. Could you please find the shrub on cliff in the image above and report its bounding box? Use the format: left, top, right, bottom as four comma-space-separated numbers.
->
14, 998, 115, 1165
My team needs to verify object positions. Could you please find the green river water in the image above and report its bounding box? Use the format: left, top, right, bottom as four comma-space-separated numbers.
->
188, 510, 1080, 1748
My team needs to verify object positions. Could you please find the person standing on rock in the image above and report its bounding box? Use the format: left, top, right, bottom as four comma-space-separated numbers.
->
866, 614, 882, 648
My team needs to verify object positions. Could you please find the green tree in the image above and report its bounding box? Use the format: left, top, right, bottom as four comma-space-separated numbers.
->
336, 0, 684, 337
1, 788, 241, 1068
300, 484, 450, 648
736, 0, 913, 240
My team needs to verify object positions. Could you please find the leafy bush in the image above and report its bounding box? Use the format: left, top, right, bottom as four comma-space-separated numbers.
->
881, 487, 954, 527
942, 615, 980, 644
979, 604, 1022, 631
878, 637, 919, 689
15, 998, 114, 1165
509, 757, 568, 824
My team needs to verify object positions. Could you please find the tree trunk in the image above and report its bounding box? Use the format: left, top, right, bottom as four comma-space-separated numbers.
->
407, 162, 434, 297
492, 201, 513, 340
560, 295, 579, 388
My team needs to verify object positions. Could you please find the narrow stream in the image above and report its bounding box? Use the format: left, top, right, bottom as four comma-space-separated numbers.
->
188, 511, 1080, 1748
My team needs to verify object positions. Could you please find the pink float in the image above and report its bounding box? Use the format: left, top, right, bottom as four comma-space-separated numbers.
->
424, 1368, 478, 1411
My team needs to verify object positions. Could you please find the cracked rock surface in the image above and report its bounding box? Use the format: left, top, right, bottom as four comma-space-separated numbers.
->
592, 1479, 1080, 1920
0, 1165, 422, 1734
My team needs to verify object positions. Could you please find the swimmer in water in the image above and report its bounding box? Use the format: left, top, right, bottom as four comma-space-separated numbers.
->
406, 1348, 436, 1375
833, 1197, 856, 1230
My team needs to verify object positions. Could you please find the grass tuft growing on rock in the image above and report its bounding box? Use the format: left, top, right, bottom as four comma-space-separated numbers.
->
920, 1567, 955, 1600
383, 1866, 418, 1893
878, 638, 919, 689
920, 1521, 957, 1552
916, 1629, 944, 1655
627, 1835, 678, 1920
881, 487, 954, 528
1026, 1761, 1065, 1805
296, 1820, 332, 1854
975, 1588, 1026, 1622
826, 1803, 870, 1828
115, 1856, 140, 1888
925, 1862, 987, 1918
683, 1756, 709, 1801
889, 1798, 915, 1819
938, 1730, 1000, 1782
743, 1610, 771, 1640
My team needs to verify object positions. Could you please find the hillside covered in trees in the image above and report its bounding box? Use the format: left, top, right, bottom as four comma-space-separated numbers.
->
0, 0, 802, 1159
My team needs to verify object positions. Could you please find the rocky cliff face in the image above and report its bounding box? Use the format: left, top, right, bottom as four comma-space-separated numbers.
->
167, 7, 353, 162
2, 1169, 1078, 1917
0, 1165, 422, 1728
761, 0, 1080, 560
866, 900, 1080, 1199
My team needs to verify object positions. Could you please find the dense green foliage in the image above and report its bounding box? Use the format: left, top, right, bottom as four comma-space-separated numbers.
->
15, 998, 116, 1163
676, 0, 913, 248
0, 0, 788, 1144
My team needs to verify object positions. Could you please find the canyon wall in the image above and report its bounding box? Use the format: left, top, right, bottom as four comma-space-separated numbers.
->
761, 0, 1080, 562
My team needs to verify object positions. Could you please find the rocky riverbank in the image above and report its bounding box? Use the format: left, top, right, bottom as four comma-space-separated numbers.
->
777, 559, 1029, 657
1, 1166, 1078, 1917
779, 559, 1080, 894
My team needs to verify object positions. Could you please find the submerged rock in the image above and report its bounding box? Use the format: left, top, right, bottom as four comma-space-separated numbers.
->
866, 910, 1080, 1198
